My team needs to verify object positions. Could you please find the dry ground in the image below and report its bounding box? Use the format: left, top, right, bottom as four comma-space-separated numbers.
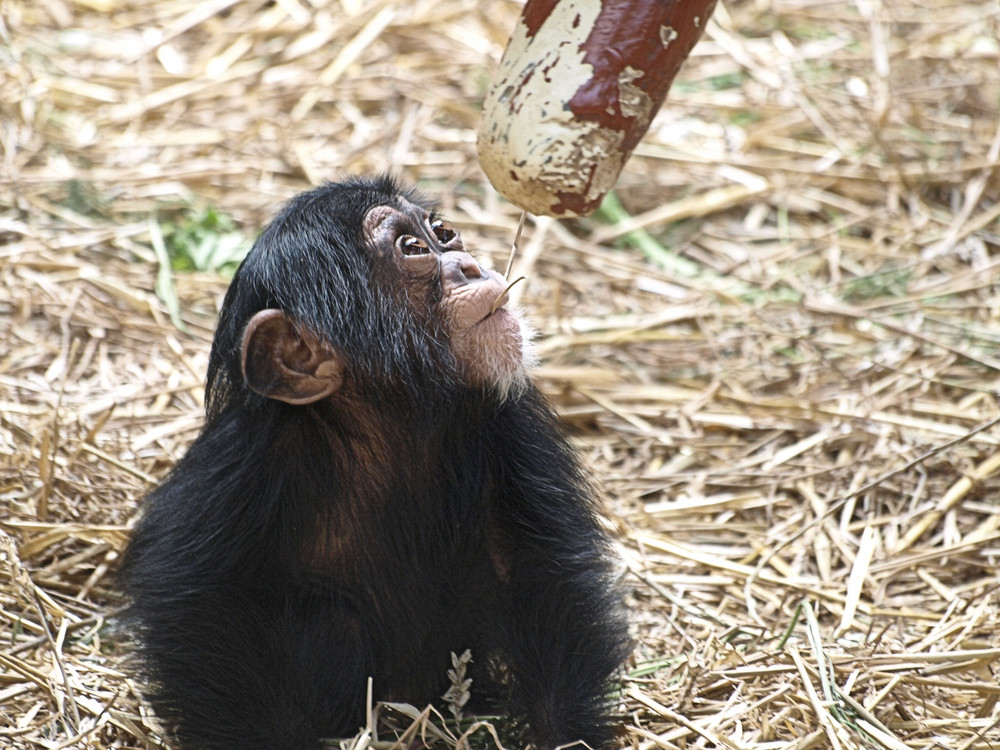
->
3, 0, 1000, 748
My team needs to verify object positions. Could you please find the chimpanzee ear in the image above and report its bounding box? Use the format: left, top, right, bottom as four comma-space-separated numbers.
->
241, 309, 343, 404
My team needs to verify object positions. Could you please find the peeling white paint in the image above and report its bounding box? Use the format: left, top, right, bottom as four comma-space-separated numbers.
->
617, 66, 650, 121
478, 0, 715, 216
478, 0, 619, 216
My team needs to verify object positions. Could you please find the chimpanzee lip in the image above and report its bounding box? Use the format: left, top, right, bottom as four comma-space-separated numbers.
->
485, 302, 506, 317
451, 281, 511, 330
477, 303, 511, 325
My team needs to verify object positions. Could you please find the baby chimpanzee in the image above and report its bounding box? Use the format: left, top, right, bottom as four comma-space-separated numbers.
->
121, 176, 630, 750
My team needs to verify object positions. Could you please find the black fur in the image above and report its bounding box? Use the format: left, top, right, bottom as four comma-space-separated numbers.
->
120, 176, 630, 750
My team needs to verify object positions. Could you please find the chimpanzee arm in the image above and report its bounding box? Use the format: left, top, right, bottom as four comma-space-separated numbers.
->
126, 589, 372, 750
489, 388, 631, 749
121, 415, 375, 750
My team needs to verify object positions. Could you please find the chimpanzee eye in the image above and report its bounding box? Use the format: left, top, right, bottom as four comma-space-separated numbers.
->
399, 235, 430, 256
430, 220, 457, 244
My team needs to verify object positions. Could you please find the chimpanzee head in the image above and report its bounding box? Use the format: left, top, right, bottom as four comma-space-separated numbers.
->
205, 175, 530, 419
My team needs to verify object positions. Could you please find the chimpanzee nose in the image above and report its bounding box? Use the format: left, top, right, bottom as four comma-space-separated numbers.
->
441, 252, 485, 285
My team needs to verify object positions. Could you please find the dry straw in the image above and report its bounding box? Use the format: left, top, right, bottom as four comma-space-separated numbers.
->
2, 0, 1000, 748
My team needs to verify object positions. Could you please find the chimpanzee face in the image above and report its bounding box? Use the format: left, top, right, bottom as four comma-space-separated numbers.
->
362, 199, 527, 392
237, 193, 529, 406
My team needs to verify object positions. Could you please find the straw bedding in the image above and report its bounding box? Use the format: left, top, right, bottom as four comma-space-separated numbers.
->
2, 0, 999, 747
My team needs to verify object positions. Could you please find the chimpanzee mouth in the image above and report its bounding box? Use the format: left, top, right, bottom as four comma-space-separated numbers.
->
489, 276, 525, 315
474, 306, 509, 328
